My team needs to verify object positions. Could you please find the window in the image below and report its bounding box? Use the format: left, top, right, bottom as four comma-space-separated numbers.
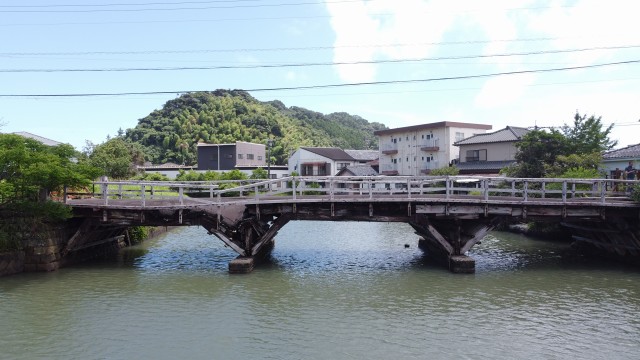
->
426, 134, 432, 140
455, 132, 465, 142
338, 162, 349, 169
466, 149, 487, 162
258, 156, 263, 161
247, 154, 254, 160
421, 134, 424, 139
237, 154, 244, 159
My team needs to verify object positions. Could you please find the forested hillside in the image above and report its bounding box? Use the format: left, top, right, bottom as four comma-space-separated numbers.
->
125, 90, 386, 165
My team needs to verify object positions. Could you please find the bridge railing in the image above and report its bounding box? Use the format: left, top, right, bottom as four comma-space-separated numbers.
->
82, 176, 638, 207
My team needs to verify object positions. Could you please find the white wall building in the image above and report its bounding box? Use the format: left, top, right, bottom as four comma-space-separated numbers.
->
374, 122, 492, 175
288, 147, 356, 176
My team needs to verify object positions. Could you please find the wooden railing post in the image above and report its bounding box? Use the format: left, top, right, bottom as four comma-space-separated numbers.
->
292, 177, 297, 200
407, 178, 412, 199
179, 186, 184, 205
330, 179, 335, 201
445, 176, 450, 200
600, 180, 606, 204
483, 179, 489, 201
102, 181, 108, 206
141, 184, 146, 207
523, 180, 528, 202
562, 181, 567, 203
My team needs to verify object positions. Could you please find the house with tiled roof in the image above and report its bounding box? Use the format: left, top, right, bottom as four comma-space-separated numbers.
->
453, 126, 530, 175
336, 164, 378, 177
602, 143, 640, 178
288, 147, 357, 176
344, 149, 379, 164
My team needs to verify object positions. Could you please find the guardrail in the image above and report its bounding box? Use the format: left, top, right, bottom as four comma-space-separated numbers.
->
68, 176, 640, 208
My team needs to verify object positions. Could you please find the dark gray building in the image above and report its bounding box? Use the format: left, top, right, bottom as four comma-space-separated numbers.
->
197, 141, 266, 171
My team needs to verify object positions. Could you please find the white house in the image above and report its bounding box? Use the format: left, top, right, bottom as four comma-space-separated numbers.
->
454, 126, 529, 175
374, 122, 492, 175
288, 147, 356, 176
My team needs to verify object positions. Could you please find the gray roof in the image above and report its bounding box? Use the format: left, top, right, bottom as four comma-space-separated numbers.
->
12, 131, 63, 146
603, 143, 640, 160
454, 126, 529, 146
344, 149, 379, 161
374, 121, 492, 135
456, 160, 515, 173
301, 147, 355, 161
336, 165, 378, 176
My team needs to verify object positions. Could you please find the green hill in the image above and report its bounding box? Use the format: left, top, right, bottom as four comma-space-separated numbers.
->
125, 90, 386, 165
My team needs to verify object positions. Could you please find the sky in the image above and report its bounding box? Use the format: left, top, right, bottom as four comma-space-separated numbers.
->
1, 0, 639, 152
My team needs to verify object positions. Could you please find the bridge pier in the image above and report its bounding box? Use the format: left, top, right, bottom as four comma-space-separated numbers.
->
413, 216, 499, 273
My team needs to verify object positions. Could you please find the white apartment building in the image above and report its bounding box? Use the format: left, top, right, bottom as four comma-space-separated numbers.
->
374, 122, 492, 175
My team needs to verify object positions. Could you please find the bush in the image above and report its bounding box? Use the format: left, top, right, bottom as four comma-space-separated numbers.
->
429, 166, 459, 176
631, 184, 640, 202
127, 226, 149, 245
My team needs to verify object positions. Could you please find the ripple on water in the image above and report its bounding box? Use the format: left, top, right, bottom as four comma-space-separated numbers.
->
2, 224, 640, 359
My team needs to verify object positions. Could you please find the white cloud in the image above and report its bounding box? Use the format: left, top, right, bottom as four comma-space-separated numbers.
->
324, 0, 462, 82
474, 73, 536, 108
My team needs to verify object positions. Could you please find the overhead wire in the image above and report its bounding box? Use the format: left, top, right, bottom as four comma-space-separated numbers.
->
0, 37, 563, 56
0, 58, 637, 97
1, 45, 638, 73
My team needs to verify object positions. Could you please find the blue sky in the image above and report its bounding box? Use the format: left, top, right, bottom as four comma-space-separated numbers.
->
1, 0, 639, 151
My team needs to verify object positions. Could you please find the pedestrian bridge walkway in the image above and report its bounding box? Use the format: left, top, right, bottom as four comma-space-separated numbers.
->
67, 175, 640, 273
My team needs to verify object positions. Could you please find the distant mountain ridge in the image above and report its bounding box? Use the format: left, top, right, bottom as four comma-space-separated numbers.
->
125, 90, 386, 165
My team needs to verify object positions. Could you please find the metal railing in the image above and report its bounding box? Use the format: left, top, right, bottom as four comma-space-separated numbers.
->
67, 176, 640, 209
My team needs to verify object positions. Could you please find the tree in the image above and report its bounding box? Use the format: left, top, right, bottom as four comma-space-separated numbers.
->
561, 112, 617, 154
504, 129, 569, 178
250, 167, 268, 180
0, 134, 100, 250
85, 138, 145, 179
506, 112, 615, 179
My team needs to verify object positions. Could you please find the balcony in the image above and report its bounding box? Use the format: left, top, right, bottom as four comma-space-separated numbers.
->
381, 144, 398, 155
420, 161, 440, 174
380, 163, 398, 175
420, 138, 440, 152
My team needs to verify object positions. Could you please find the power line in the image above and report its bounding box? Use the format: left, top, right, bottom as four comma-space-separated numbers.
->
1, 59, 637, 97
0, 0, 358, 13
0, 37, 561, 57
0, 0, 262, 8
1, 45, 637, 73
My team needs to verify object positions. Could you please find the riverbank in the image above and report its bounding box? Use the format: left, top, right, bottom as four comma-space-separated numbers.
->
0, 225, 171, 277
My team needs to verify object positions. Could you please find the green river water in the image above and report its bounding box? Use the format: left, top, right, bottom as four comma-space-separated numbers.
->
1, 221, 639, 359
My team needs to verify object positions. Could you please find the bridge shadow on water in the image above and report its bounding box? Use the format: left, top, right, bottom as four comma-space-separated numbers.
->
71, 222, 640, 276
